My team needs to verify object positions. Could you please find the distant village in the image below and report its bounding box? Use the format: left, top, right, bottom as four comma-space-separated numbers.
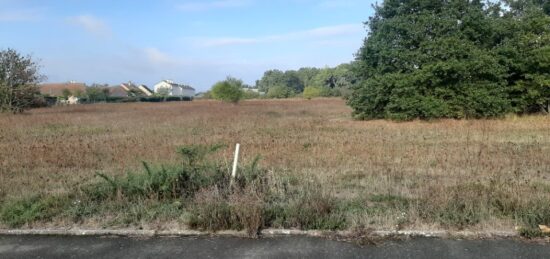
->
39, 80, 197, 105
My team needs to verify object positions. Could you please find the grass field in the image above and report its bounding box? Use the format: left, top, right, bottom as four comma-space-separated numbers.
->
1, 99, 549, 236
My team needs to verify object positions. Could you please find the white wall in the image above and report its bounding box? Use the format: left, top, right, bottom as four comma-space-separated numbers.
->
182, 88, 195, 98
154, 81, 195, 98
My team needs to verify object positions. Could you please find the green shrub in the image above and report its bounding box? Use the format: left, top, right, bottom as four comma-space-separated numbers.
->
139, 96, 163, 102
0, 195, 69, 227
303, 86, 323, 100
87, 144, 231, 202
267, 85, 294, 99
211, 77, 245, 103
242, 90, 261, 99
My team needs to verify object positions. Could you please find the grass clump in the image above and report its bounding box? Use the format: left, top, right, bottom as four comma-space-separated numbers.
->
0, 195, 69, 227
420, 183, 491, 229
515, 199, 550, 238
270, 189, 346, 230
186, 156, 270, 237
419, 180, 550, 236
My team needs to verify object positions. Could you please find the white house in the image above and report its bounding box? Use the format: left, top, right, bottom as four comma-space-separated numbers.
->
154, 80, 195, 98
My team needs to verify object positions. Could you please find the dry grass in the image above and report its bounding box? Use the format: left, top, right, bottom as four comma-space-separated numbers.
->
0, 98, 549, 232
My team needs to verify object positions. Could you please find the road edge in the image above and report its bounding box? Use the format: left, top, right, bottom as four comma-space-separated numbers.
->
0, 228, 519, 239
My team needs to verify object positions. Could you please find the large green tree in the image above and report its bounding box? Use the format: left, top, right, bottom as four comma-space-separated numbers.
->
0, 49, 43, 113
349, 0, 512, 120
495, 0, 550, 113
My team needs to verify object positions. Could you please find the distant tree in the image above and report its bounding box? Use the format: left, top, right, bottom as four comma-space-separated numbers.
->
303, 86, 323, 100
62, 88, 72, 100
74, 89, 84, 98
102, 88, 110, 98
256, 69, 304, 94
256, 70, 286, 93
283, 70, 305, 93
256, 64, 358, 99
211, 76, 244, 103
243, 90, 261, 99
86, 86, 109, 103
267, 85, 294, 99
0, 49, 43, 113
202, 91, 213, 99
296, 67, 320, 88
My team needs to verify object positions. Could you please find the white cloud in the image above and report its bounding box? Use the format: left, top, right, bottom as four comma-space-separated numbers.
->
177, 0, 252, 11
68, 15, 111, 38
195, 23, 364, 47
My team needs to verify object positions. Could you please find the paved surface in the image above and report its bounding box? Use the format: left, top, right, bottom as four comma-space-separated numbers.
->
1, 235, 549, 259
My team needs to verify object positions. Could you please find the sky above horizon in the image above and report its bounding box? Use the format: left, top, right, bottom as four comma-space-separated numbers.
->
0, 0, 375, 91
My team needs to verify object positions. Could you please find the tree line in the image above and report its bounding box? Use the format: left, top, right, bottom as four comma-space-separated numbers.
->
255, 64, 359, 99
203, 64, 360, 103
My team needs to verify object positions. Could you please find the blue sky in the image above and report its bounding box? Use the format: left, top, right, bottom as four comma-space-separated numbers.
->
0, 0, 375, 91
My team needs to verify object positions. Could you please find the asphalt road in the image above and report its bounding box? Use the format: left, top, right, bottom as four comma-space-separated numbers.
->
1, 235, 549, 259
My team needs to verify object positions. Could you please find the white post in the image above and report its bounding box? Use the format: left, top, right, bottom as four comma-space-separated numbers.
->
231, 143, 240, 182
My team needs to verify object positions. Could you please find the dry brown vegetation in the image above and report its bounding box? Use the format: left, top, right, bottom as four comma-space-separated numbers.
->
0, 99, 549, 234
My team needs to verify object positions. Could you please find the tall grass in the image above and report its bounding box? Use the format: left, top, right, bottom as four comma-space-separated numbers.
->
0, 99, 548, 236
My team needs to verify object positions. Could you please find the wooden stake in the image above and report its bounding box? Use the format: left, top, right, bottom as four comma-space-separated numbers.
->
231, 143, 240, 185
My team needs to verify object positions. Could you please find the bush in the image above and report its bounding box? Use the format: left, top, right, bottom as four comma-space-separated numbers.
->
243, 90, 261, 99
267, 85, 294, 99
92, 144, 229, 201
211, 77, 245, 103
30, 96, 52, 108
105, 96, 125, 103
139, 96, 163, 102
165, 96, 182, 102
303, 86, 323, 100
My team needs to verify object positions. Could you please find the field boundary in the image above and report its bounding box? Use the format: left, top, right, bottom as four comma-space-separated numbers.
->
0, 228, 519, 239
